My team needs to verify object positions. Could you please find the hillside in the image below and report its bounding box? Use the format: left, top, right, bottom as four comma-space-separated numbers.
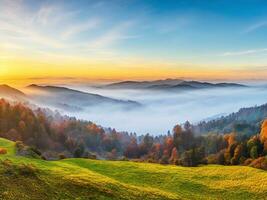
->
194, 103, 267, 135
0, 85, 26, 101
0, 138, 267, 200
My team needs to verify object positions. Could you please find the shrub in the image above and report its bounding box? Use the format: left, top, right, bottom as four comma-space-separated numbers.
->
147, 158, 156, 163
83, 151, 97, 159
244, 158, 253, 166
17, 163, 38, 176
160, 155, 169, 164
119, 156, 129, 161
15, 141, 41, 159
15, 141, 25, 151
0, 159, 38, 176
28, 147, 42, 156
74, 147, 84, 158
239, 156, 246, 165
41, 155, 47, 160
58, 153, 66, 160
1, 159, 14, 175
0, 148, 7, 154
249, 156, 267, 170
207, 154, 217, 164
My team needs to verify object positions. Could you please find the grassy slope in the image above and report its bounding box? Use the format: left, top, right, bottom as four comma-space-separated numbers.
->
0, 138, 267, 200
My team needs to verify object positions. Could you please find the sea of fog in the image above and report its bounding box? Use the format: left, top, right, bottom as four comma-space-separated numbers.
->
54, 84, 267, 135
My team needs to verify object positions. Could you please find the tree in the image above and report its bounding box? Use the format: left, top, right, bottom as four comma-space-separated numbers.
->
250, 146, 258, 159
231, 144, 242, 165
169, 147, 179, 164
124, 138, 139, 158
173, 124, 194, 152
6, 129, 21, 141
74, 143, 85, 158
260, 120, 267, 143
217, 150, 225, 165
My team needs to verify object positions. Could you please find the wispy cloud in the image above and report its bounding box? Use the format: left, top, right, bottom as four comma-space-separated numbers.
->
244, 21, 267, 33
88, 21, 137, 49
34, 4, 60, 26
0, 1, 68, 49
220, 48, 267, 56
0, 0, 139, 60
62, 19, 100, 39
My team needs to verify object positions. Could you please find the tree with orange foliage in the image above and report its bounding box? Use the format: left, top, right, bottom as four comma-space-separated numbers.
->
260, 120, 267, 143
169, 147, 179, 164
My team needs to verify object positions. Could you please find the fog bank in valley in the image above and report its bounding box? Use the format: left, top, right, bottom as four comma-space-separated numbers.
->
45, 84, 267, 135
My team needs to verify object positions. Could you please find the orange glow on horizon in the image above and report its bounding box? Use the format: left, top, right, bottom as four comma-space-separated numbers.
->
1, 57, 266, 87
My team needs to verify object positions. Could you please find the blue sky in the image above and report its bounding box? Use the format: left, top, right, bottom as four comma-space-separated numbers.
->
1, 0, 267, 81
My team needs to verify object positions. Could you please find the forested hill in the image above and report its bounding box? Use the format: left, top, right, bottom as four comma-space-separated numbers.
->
194, 103, 267, 135
1, 98, 267, 170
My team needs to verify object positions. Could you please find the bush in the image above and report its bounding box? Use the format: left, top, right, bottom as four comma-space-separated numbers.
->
41, 155, 47, 160
1, 159, 14, 175
244, 158, 253, 166
120, 157, 129, 161
207, 154, 217, 164
28, 147, 42, 156
147, 158, 156, 163
17, 163, 38, 176
58, 153, 66, 160
15, 141, 41, 159
0, 148, 7, 154
15, 141, 25, 151
0, 159, 38, 176
159, 155, 169, 164
83, 151, 97, 159
249, 157, 267, 170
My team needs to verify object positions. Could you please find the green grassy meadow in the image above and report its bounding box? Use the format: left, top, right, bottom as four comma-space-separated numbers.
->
0, 138, 267, 200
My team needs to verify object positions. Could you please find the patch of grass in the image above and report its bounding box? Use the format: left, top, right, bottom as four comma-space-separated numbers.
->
0, 137, 267, 199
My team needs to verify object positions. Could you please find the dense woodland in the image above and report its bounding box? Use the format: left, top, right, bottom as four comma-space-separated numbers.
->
0, 98, 267, 170
194, 103, 267, 135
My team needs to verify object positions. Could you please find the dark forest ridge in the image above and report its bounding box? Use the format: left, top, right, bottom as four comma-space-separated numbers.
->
101, 79, 247, 90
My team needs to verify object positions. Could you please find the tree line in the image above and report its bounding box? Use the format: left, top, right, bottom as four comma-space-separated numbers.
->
0, 98, 266, 169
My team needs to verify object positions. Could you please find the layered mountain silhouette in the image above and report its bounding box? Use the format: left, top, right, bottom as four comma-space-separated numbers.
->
26, 84, 141, 111
102, 79, 246, 91
0, 84, 140, 111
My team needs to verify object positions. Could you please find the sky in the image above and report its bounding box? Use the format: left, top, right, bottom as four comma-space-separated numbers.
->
1, 0, 267, 85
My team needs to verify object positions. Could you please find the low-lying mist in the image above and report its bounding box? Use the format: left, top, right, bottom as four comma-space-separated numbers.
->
31, 84, 267, 135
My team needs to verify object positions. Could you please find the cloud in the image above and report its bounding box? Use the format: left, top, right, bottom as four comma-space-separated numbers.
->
0, 0, 139, 59
0, 19, 65, 49
62, 19, 100, 39
244, 21, 267, 33
35, 5, 59, 26
88, 21, 137, 49
0, 1, 68, 49
220, 48, 267, 56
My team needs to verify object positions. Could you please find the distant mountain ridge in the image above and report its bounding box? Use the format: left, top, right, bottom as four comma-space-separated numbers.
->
0, 84, 26, 101
26, 84, 141, 111
1, 84, 141, 111
102, 79, 247, 90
